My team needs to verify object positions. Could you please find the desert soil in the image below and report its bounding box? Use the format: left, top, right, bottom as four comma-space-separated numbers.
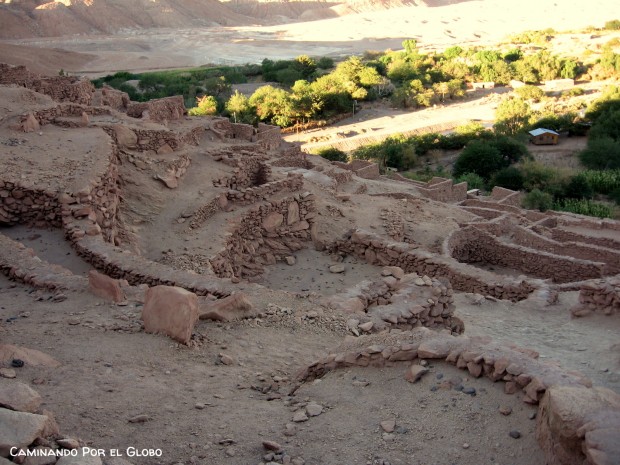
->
1, 214, 618, 465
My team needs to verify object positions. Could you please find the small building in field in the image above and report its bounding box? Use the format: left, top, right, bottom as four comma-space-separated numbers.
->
529, 128, 559, 145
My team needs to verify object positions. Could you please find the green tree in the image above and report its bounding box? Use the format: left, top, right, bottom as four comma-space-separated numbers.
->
523, 188, 553, 211
491, 166, 525, 190
580, 137, 620, 169
188, 95, 218, 116
316, 147, 348, 162
493, 98, 532, 135
515, 85, 544, 102
293, 55, 317, 78
249, 86, 293, 126
402, 39, 418, 55
225, 90, 255, 124
453, 141, 508, 179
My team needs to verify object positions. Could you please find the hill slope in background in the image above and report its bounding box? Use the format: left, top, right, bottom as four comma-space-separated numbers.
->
0, 0, 472, 39
0, 0, 255, 39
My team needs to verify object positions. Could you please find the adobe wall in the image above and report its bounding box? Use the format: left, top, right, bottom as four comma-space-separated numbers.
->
414, 178, 467, 203
231, 123, 255, 141
448, 227, 604, 283
490, 186, 523, 207
571, 277, 620, 317
323, 167, 354, 185
549, 228, 620, 251
332, 160, 381, 180
210, 192, 316, 279
126, 96, 186, 124
329, 229, 536, 301
31, 103, 113, 126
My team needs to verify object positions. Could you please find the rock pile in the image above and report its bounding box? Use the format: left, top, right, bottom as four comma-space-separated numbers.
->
571, 277, 620, 317
324, 266, 463, 334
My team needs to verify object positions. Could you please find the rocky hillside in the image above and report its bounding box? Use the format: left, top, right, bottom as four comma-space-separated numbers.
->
0, 0, 462, 39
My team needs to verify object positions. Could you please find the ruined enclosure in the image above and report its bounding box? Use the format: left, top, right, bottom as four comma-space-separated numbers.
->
0, 64, 619, 465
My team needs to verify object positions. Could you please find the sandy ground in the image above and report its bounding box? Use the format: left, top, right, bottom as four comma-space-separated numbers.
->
2, 0, 619, 76
2, 221, 619, 465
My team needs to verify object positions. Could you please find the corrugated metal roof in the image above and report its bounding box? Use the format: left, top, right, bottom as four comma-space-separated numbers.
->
529, 128, 559, 136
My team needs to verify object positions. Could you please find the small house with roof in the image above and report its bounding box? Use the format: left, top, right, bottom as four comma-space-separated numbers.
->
529, 128, 559, 145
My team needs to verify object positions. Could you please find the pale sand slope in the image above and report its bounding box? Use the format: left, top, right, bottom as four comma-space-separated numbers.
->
3, 0, 618, 75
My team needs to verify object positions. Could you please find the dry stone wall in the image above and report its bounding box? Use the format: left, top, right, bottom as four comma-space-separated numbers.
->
571, 277, 620, 317
0, 64, 94, 105
225, 173, 304, 205
324, 268, 464, 334
448, 227, 604, 283
330, 229, 535, 301
126, 96, 186, 123
210, 192, 316, 278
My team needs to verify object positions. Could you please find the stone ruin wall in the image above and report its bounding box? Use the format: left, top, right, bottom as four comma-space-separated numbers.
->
332, 160, 381, 180
210, 192, 316, 279
30, 104, 112, 126
323, 167, 354, 185
325, 272, 463, 335
0, 141, 120, 245
490, 186, 524, 207
389, 174, 467, 203
213, 157, 272, 190
572, 277, 620, 316
256, 123, 283, 150
126, 96, 186, 124
447, 227, 604, 284
549, 227, 620, 251
225, 173, 304, 205
329, 229, 535, 301
98, 85, 130, 111
0, 64, 94, 105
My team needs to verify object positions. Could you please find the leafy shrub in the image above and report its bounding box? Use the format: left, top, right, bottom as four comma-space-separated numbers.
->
453, 141, 507, 179
515, 85, 545, 102
455, 172, 486, 190
491, 166, 525, 191
579, 137, 620, 170
604, 19, 620, 30
188, 95, 218, 116
523, 189, 553, 212
581, 169, 620, 194
561, 174, 593, 200
316, 147, 348, 162
553, 199, 612, 218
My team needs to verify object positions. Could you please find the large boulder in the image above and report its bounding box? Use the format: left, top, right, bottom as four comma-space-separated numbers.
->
88, 270, 125, 303
537, 386, 620, 465
199, 293, 255, 321
142, 286, 198, 345
0, 408, 48, 457
0, 379, 42, 413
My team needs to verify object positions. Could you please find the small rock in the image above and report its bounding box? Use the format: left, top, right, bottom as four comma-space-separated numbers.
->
329, 264, 345, 274
382, 433, 395, 441
462, 387, 476, 396
292, 411, 308, 422
380, 420, 396, 433
358, 321, 374, 332
57, 438, 80, 449
405, 365, 428, 383
219, 354, 235, 366
499, 406, 512, 416
262, 440, 283, 452
528, 412, 537, 420
395, 426, 408, 434
285, 256, 296, 266
352, 379, 370, 387
67, 318, 80, 326
509, 430, 521, 439
306, 403, 323, 417
195, 403, 206, 410
0, 368, 16, 379
462, 443, 470, 449
11, 359, 25, 368
128, 414, 151, 423
225, 447, 236, 457
284, 423, 296, 437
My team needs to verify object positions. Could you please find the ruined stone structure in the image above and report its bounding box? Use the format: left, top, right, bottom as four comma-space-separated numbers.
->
1, 65, 619, 465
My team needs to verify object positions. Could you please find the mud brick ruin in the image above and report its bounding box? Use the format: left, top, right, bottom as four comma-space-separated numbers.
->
0, 63, 618, 465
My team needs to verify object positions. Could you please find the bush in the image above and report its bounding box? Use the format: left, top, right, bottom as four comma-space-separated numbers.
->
515, 85, 545, 102
453, 141, 507, 180
581, 169, 620, 194
187, 95, 218, 116
523, 189, 553, 212
491, 166, 525, 191
561, 174, 593, 200
553, 199, 612, 218
579, 137, 620, 170
455, 172, 486, 190
604, 19, 620, 30
316, 147, 348, 162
